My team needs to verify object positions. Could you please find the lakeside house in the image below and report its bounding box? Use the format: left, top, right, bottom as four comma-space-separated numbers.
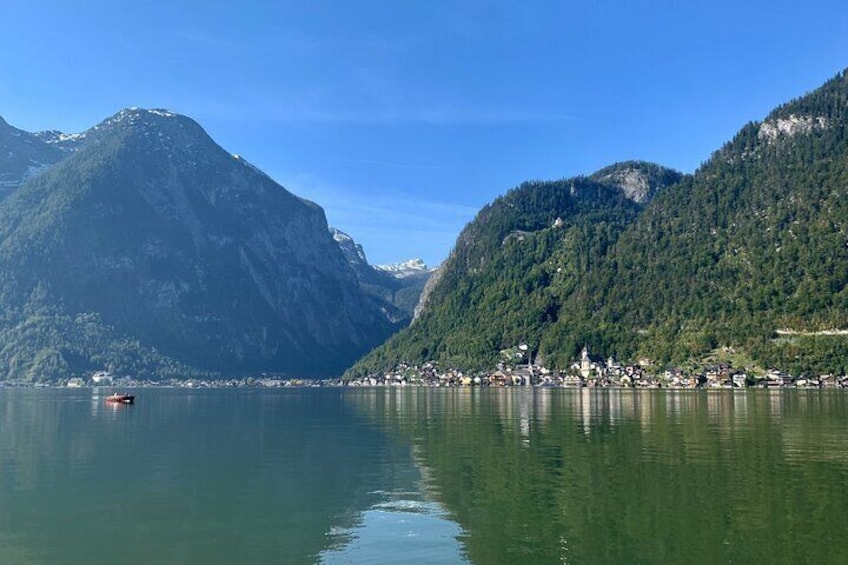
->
91, 371, 113, 385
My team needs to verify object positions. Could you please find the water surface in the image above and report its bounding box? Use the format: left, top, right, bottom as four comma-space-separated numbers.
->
1, 387, 847, 564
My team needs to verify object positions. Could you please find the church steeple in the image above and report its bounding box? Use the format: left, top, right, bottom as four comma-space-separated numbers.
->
580, 345, 592, 378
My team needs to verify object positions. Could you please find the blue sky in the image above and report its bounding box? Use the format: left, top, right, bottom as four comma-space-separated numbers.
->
2, 1, 847, 266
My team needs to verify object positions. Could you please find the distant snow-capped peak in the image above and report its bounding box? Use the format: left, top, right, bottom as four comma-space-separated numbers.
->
92, 108, 183, 136
114, 107, 178, 122
376, 258, 430, 278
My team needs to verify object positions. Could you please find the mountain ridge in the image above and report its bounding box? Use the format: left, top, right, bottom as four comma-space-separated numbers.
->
376, 258, 431, 278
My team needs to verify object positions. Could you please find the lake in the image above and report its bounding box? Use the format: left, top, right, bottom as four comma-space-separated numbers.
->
1, 387, 847, 564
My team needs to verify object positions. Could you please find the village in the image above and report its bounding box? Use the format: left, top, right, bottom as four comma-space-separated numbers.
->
343, 345, 848, 390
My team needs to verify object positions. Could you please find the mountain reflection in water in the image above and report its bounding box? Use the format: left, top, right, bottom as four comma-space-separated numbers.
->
346, 387, 848, 565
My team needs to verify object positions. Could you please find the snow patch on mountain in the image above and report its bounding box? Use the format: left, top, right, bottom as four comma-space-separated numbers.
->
231, 153, 270, 179
35, 130, 87, 153
146, 109, 177, 118
123, 107, 177, 119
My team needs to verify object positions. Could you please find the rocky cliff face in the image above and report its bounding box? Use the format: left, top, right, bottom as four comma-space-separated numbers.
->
0, 108, 396, 378
589, 160, 685, 204
331, 227, 378, 283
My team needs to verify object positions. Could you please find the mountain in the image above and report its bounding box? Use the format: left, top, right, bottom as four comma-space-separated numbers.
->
0, 108, 397, 380
0, 116, 65, 198
330, 227, 433, 321
349, 68, 848, 378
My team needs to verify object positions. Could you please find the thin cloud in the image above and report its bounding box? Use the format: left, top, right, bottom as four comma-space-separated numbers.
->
337, 158, 451, 172
173, 30, 239, 50
264, 105, 578, 126
187, 97, 577, 127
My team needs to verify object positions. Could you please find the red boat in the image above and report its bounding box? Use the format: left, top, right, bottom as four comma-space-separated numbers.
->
105, 393, 135, 405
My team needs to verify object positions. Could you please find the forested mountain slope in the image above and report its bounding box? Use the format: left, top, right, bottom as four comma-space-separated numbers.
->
349, 164, 680, 374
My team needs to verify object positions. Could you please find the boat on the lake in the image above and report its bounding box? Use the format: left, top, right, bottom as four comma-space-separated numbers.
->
105, 393, 135, 405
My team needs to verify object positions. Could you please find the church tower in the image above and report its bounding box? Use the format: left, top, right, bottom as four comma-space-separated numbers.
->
580, 345, 592, 379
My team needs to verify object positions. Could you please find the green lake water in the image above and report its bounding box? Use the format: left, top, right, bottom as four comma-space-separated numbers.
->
1, 387, 847, 564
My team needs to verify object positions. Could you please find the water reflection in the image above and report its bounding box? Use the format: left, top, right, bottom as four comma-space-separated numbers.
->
4, 387, 847, 564
348, 388, 848, 565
